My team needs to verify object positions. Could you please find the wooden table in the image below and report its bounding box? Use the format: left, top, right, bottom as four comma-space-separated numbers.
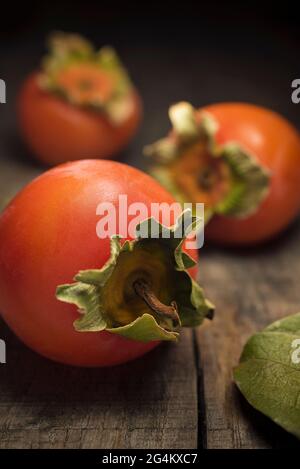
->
0, 15, 299, 449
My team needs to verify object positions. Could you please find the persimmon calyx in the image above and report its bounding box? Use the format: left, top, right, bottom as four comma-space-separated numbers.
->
38, 32, 134, 125
56, 209, 214, 343
145, 102, 271, 219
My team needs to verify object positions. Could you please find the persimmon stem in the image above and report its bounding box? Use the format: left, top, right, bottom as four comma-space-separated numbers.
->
133, 278, 180, 327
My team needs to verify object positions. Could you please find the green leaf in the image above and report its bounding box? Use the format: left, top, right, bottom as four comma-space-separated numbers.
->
39, 32, 134, 124
168, 102, 200, 141
145, 101, 270, 220
75, 236, 124, 286
56, 210, 214, 343
56, 283, 107, 332
234, 312, 300, 439
148, 167, 214, 224
215, 143, 270, 217
108, 314, 178, 342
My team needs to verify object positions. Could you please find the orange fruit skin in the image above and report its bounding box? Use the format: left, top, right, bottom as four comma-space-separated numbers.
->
0, 160, 198, 367
203, 103, 300, 246
18, 73, 142, 166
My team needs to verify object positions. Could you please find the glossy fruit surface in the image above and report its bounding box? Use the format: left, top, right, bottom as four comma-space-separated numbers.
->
146, 102, 300, 246
204, 103, 300, 245
0, 160, 205, 367
19, 74, 141, 166
18, 33, 142, 166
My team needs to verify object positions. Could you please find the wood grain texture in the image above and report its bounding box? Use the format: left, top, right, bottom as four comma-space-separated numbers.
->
1, 19, 300, 448
1, 132, 300, 451
0, 324, 198, 449
0, 76, 201, 447
197, 226, 300, 449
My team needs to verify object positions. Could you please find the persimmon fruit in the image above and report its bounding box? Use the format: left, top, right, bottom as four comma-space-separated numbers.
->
146, 102, 300, 246
18, 33, 142, 166
0, 160, 213, 367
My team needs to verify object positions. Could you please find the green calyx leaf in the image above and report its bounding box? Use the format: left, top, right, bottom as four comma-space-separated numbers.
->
56, 210, 214, 343
214, 143, 270, 217
145, 101, 270, 219
38, 32, 134, 124
234, 312, 300, 439
148, 167, 214, 224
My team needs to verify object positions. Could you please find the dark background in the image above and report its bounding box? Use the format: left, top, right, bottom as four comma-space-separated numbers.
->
0, 1, 299, 173
0, 1, 300, 450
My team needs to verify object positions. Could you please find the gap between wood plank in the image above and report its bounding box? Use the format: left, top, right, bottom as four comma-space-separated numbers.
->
192, 330, 207, 449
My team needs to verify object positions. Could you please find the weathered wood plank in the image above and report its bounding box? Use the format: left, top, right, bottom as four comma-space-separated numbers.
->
1, 22, 300, 449
0, 323, 198, 449
0, 82, 200, 448
197, 227, 300, 448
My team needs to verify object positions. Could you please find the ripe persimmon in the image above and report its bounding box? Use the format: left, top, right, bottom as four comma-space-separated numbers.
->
0, 160, 212, 367
146, 102, 300, 245
18, 33, 142, 166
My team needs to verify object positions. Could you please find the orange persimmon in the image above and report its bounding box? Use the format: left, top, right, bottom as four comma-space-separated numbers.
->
0, 160, 212, 367
146, 102, 300, 246
18, 33, 142, 166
